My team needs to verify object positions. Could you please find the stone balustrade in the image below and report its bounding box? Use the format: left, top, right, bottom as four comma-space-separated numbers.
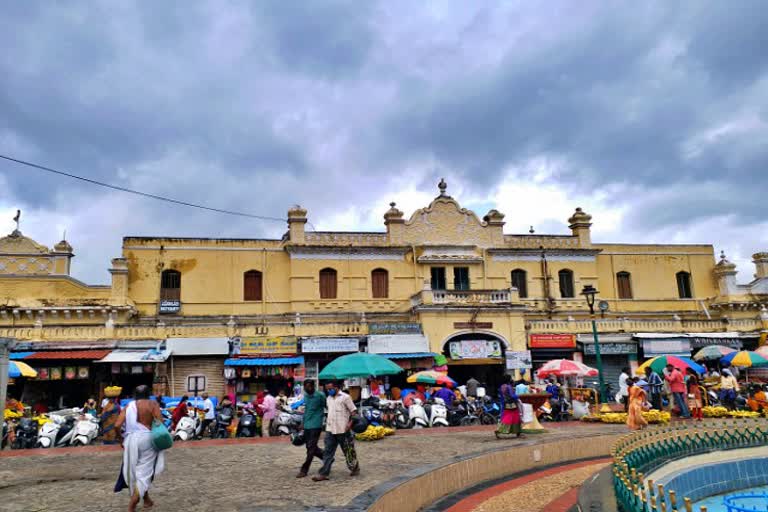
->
432, 289, 512, 304
528, 317, 761, 334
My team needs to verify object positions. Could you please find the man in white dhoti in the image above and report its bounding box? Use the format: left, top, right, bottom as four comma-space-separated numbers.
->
115, 385, 165, 511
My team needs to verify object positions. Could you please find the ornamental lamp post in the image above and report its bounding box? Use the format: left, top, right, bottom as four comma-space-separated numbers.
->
581, 285, 609, 408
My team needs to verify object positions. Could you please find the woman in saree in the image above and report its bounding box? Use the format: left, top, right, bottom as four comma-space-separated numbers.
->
101, 396, 122, 445
496, 374, 524, 439
626, 378, 648, 431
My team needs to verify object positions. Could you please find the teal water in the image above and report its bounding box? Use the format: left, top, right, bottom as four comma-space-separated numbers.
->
692, 486, 768, 511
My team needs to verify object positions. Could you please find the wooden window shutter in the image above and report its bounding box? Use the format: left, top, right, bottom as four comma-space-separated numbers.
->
616, 272, 632, 299
160, 270, 181, 301
558, 269, 574, 298
244, 271, 262, 301
372, 269, 388, 298
511, 269, 527, 298
320, 268, 337, 299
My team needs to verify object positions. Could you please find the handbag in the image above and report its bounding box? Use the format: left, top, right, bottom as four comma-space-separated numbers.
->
151, 419, 173, 451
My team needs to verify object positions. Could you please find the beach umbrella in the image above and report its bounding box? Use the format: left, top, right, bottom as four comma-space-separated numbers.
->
720, 351, 768, 368
8, 361, 37, 378
692, 345, 737, 361
407, 370, 457, 388
754, 346, 768, 359
635, 355, 705, 376
536, 359, 598, 378
318, 352, 403, 380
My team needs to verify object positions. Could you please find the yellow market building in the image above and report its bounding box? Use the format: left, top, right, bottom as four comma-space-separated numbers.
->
2, 180, 767, 405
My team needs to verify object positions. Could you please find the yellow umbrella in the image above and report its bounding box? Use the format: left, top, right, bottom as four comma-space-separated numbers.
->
9, 361, 37, 378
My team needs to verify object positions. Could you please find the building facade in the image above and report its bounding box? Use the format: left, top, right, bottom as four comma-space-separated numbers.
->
2, 180, 768, 405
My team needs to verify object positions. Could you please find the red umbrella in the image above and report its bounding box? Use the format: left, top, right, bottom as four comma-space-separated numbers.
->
536, 359, 598, 378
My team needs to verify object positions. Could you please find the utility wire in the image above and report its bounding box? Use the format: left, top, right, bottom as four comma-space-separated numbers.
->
0, 153, 286, 222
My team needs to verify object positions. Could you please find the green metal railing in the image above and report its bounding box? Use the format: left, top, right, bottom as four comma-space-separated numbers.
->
612, 419, 768, 512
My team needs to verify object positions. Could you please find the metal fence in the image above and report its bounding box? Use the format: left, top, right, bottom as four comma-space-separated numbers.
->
612, 419, 768, 512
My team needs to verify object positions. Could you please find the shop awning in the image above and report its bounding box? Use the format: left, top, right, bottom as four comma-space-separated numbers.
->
167, 337, 229, 356
225, 356, 304, 366
9, 352, 36, 360
25, 350, 112, 360
97, 349, 171, 363
379, 352, 435, 360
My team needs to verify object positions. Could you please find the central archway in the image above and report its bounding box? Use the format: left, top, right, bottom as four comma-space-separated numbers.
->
441, 331, 509, 395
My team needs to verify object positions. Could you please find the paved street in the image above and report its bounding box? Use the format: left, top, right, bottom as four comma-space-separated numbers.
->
0, 424, 624, 512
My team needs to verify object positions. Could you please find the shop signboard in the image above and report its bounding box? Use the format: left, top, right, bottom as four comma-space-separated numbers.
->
641, 339, 691, 356
367, 334, 429, 354
453, 322, 493, 329
529, 334, 576, 349
159, 300, 181, 314
240, 336, 298, 355
583, 343, 637, 355
505, 350, 533, 370
368, 323, 422, 335
301, 338, 359, 353
689, 337, 742, 349
449, 340, 503, 360
305, 361, 319, 379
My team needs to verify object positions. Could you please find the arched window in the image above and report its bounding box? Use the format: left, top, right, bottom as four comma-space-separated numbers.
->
371, 268, 389, 298
244, 270, 263, 301
511, 269, 528, 298
616, 271, 633, 299
319, 268, 338, 299
558, 269, 575, 298
676, 271, 692, 299
160, 269, 181, 301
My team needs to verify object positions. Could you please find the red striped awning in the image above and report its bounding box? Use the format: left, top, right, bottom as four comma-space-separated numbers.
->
25, 350, 112, 360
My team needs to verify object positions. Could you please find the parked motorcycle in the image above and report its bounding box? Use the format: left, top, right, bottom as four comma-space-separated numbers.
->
71, 414, 100, 446
394, 401, 411, 429
448, 399, 480, 427
236, 407, 258, 438
408, 398, 429, 428
37, 414, 77, 448
426, 397, 449, 428
12, 418, 38, 449
478, 396, 500, 425
173, 408, 203, 441
361, 397, 384, 427
213, 405, 234, 439
271, 406, 303, 436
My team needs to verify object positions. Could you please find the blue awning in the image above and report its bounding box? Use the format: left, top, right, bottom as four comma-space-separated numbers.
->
10, 352, 36, 360
379, 352, 435, 360
225, 356, 304, 366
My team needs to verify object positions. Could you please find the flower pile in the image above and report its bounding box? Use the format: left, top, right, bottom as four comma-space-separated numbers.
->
355, 425, 395, 441
702, 406, 729, 418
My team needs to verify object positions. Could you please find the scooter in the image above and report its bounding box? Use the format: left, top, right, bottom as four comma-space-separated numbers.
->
12, 418, 38, 449
71, 414, 100, 446
394, 401, 411, 429
448, 399, 480, 427
479, 396, 500, 425
37, 414, 77, 448
427, 397, 449, 428
408, 398, 429, 428
271, 407, 303, 436
361, 397, 384, 427
236, 407, 257, 438
213, 405, 234, 439
173, 408, 203, 441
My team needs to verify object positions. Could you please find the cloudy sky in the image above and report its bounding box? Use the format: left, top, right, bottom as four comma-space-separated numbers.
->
1, 1, 767, 284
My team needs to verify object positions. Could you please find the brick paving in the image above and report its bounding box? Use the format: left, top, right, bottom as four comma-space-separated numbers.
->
0, 423, 625, 512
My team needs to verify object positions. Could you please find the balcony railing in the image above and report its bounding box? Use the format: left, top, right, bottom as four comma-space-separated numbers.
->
432, 289, 511, 304
528, 317, 761, 334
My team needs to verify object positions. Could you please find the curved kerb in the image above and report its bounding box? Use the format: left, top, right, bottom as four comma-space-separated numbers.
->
343, 431, 624, 512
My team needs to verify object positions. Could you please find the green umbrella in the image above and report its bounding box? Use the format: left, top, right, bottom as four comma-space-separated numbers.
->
318, 352, 403, 380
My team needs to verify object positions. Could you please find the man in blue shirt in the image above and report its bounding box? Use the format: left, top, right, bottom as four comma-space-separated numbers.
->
644, 367, 663, 410
297, 380, 326, 478
434, 386, 454, 407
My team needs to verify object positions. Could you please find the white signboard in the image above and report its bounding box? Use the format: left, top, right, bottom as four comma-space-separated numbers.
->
302, 338, 360, 353
159, 300, 181, 314
367, 335, 429, 354
449, 340, 503, 360
505, 351, 533, 370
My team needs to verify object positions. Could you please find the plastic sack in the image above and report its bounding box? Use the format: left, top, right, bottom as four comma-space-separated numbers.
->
572, 400, 590, 419
521, 403, 534, 423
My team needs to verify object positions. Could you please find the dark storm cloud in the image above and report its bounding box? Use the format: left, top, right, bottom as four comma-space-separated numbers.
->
0, 1, 766, 281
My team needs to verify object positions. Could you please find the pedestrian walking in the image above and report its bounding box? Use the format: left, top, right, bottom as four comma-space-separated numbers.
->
114, 385, 166, 512
495, 375, 523, 439
618, 367, 630, 412
101, 395, 122, 445
626, 378, 648, 431
686, 369, 703, 421
665, 364, 690, 418
313, 381, 359, 481
719, 369, 739, 410
259, 389, 277, 437
297, 380, 325, 478
644, 367, 663, 410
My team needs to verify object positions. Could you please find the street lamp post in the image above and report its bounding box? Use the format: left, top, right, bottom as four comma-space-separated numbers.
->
581, 285, 607, 404
0, 338, 15, 423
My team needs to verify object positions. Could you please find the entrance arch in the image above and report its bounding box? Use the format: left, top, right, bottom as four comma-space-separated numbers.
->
441, 331, 509, 396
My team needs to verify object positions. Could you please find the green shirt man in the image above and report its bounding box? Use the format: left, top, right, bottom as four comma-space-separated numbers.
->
302, 386, 326, 430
